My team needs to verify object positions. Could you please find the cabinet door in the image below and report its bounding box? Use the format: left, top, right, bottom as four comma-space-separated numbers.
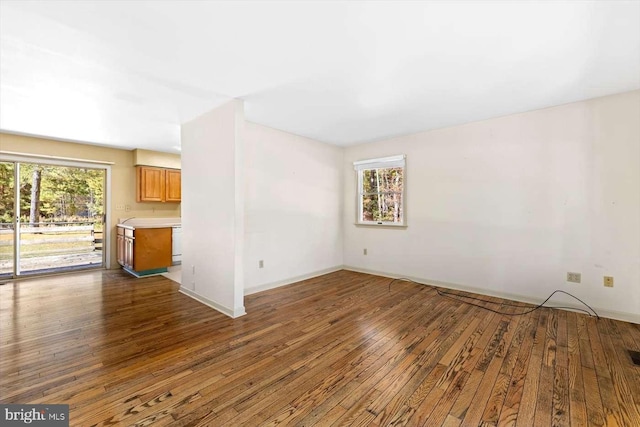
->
165, 169, 181, 202
133, 228, 172, 271
137, 166, 165, 202
124, 237, 133, 269
116, 234, 125, 266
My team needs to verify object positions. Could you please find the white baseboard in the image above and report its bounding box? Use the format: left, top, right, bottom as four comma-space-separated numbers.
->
244, 265, 344, 296
343, 265, 640, 325
179, 286, 246, 318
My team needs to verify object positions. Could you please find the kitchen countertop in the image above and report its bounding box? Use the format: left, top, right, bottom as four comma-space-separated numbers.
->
117, 217, 181, 229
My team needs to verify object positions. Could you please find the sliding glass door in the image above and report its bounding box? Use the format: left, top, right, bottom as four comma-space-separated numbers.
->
0, 159, 107, 279
0, 162, 15, 277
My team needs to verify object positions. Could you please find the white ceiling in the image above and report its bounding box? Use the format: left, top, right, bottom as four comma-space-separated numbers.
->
1, 1, 639, 153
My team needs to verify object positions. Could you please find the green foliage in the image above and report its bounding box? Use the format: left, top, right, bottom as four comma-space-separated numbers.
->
0, 163, 14, 223
361, 167, 404, 222
0, 162, 104, 224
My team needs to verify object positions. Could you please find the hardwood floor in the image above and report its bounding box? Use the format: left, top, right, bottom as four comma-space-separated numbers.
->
1, 269, 639, 426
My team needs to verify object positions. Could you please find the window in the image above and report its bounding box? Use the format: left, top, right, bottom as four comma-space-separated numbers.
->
354, 155, 405, 226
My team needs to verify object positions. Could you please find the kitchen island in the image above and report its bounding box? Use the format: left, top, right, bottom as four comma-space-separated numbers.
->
116, 217, 181, 277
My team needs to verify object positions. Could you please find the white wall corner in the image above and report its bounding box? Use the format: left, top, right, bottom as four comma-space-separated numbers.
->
233, 306, 247, 318
241, 121, 344, 292
179, 286, 240, 318
234, 99, 246, 312
244, 265, 344, 295
338, 146, 346, 267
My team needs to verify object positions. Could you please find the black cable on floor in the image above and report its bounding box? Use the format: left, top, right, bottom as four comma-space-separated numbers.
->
388, 277, 600, 319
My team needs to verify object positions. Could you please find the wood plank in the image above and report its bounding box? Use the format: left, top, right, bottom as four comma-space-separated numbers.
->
494, 308, 540, 426
511, 309, 548, 427
566, 312, 588, 427
582, 365, 606, 426
551, 310, 569, 427
423, 370, 470, 426
448, 368, 484, 421
479, 309, 531, 425
532, 309, 558, 427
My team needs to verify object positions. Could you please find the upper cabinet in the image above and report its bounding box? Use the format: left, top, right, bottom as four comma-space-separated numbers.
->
136, 166, 181, 203
137, 166, 165, 202
165, 169, 182, 202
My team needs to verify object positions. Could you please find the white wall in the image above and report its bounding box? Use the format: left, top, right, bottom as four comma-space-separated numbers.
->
181, 99, 245, 317
243, 122, 343, 294
343, 90, 640, 323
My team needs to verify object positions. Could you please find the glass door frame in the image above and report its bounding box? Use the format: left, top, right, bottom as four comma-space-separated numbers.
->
0, 152, 112, 279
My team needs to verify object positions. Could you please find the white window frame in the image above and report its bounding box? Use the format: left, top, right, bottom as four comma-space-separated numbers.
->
354, 154, 406, 227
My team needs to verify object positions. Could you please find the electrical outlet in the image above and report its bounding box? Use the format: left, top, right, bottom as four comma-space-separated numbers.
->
567, 272, 581, 283
604, 276, 614, 287
259, 260, 264, 268
125, 204, 131, 212
364, 248, 367, 255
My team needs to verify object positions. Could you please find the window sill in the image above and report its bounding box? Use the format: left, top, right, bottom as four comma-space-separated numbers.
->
354, 223, 407, 229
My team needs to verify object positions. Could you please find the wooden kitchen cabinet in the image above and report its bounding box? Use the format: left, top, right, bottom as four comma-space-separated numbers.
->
137, 166, 164, 202
133, 227, 172, 271
116, 226, 135, 270
116, 226, 172, 275
136, 166, 181, 202
164, 169, 181, 202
